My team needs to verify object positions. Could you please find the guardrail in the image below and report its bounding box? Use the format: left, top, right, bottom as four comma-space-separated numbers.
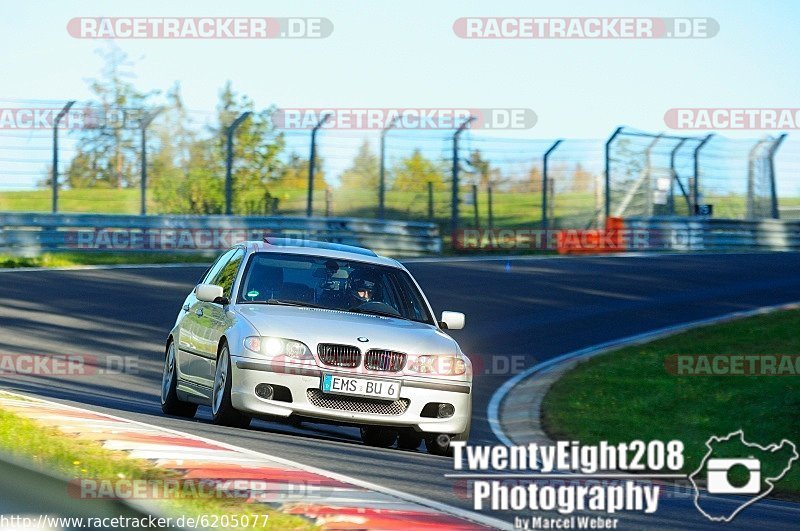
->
624, 216, 800, 252
0, 213, 442, 257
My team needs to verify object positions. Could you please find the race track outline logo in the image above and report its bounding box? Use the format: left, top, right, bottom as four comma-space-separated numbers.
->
689, 430, 798, 522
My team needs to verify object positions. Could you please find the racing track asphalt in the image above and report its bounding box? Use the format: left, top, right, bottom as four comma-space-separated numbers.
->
2, 253, 800, 528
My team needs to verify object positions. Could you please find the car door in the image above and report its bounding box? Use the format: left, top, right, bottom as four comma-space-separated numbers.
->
195, 247, 245, 389
176, 248, 236, 388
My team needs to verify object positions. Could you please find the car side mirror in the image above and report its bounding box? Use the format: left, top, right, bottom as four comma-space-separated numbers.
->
196, 283, 228, 305
439, 311, 465, 330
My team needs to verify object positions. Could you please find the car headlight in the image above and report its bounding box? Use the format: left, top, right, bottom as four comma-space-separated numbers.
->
243, 336, 313, 360
408, 355, 467, 376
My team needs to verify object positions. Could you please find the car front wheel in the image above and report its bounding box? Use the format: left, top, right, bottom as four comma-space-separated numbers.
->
161, 341, 198, 418
211, 342, 251, 429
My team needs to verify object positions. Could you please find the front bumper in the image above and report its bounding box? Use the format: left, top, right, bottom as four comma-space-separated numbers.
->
229, 356, 472, 435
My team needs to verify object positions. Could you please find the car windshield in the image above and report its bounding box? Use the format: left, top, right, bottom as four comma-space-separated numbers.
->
237, 252, 435, 324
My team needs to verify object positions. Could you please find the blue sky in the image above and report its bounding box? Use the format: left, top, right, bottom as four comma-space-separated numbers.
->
1, 0, 799, 193
3, 0, 799, 137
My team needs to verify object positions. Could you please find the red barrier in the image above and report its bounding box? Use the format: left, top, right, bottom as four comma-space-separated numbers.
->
556, 217, 627, 254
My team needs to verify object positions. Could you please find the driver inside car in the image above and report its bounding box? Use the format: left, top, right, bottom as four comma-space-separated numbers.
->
346, 269, 381, 307
351, 277, 377, 303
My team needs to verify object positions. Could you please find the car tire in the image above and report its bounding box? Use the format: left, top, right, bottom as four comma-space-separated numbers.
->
425, 417, 471, 456
360, 426, 397, 448
397, 429, 423, 450
161, 341, 198, 418
211, 342, 252, 429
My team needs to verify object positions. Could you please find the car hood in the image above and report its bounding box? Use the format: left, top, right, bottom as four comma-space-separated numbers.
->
237, 304, 459, 354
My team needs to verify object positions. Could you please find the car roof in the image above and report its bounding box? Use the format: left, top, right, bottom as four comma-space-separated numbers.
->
242, 239, 404, 269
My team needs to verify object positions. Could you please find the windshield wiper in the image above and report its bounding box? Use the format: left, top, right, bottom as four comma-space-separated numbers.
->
347, 307, 409, 321
242, 299, 331, 310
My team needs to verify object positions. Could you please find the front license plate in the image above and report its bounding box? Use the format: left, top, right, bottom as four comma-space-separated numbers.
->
322, 374, 401, 400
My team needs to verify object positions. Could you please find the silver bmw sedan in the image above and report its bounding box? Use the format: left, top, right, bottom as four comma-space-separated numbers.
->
161, 238, 471, 455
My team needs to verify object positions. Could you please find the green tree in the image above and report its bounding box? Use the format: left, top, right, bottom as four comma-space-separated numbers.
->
273, 152, 327, 191
150, 82, 285, 214
466, 149, 499, 189
67, 43, 152, 189
570, 162, 595, 192
149, 83, 199, 212
390, 149, 447, 192
208, 81, 285, 214
340, 141, 379, 190
527, 165, 543, 193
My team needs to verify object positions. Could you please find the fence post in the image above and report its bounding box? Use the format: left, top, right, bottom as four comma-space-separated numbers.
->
542, 139, 562, 230
746, 138, 770, 219
428, 181, 434, 220
379, 118, 397, 219
472, 184, 479, 228
768, 133, 788, 219
604, 127, 624, 222
51, 100, 75, 214
668, 138, 688, 215
692, 134, 714, 215
225, 111, 251, 216
139, 107, 163, 216
595, 174, 604, 228
306, 114, 330, 217
643, 134, 663, 217
325, 187, 332, 217
488, 185, 494, 230
451, 116, 475, 235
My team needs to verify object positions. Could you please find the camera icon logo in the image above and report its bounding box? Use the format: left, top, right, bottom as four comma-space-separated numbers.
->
706, 457, 761, 494
690, 430, 799, 522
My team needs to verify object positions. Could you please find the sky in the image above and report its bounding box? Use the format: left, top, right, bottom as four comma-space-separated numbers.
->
1, 0, 799, 193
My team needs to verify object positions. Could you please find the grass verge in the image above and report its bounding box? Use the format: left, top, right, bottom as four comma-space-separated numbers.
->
0, 397, 313, 529
0, 252, 212, 268
541, 309, 800, 498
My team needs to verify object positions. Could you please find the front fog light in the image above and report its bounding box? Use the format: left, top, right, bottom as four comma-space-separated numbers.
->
438, 403, 455, 418
255, 383, 274, 400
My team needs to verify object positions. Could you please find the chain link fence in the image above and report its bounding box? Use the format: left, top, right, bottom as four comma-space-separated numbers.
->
1, 100, 798, 233
606, 128, 789, 220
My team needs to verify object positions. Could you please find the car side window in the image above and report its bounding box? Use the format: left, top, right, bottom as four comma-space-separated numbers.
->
202, 249, 236, 285
210, 248, 245, 300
